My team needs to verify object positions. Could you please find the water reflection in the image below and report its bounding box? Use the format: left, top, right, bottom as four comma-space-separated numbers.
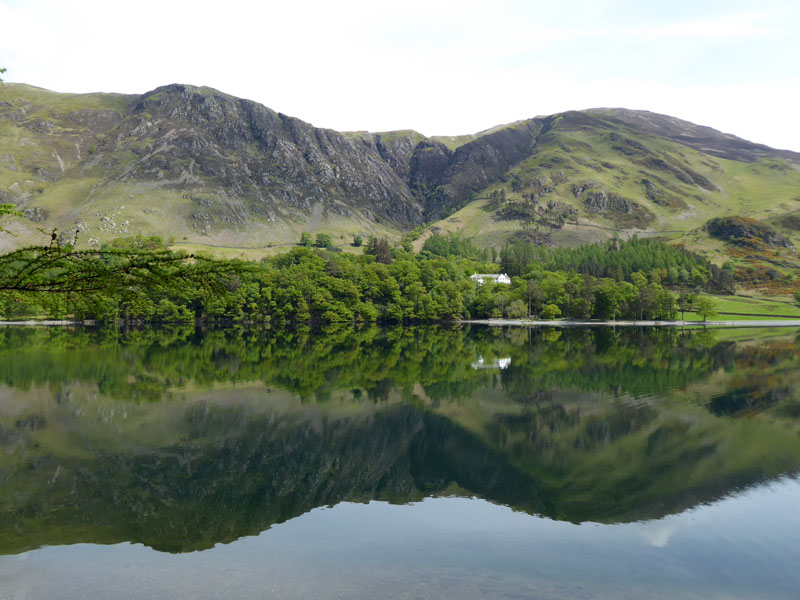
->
0, 325, 799, 555
471, 356, 512, 369
4, 482, 800, 600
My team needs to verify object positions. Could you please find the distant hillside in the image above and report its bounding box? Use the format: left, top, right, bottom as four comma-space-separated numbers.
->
2, 82, 800, 273
416, 110, 800, 286
0, 83, 423, 250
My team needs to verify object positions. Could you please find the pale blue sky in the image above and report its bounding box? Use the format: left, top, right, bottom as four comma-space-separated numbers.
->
1, 0, 798, 150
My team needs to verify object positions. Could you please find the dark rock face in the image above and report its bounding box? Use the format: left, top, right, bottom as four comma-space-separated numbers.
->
112, 85, 423, 227
409, 140, 453, 189
409, 140, 453, 216
573, 180, 653, 228
410, 120, 547, 219
572, 182, 597, 197
706, 216, 793, 248
371, 132, 425, 181
584, 191, 629, 214
447, 121, 544, 194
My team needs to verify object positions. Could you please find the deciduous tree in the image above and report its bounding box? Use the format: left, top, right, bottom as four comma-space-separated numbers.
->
693, 295, 717, 322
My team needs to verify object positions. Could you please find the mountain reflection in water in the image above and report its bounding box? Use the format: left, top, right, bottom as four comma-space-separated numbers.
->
1, 324, 799, 555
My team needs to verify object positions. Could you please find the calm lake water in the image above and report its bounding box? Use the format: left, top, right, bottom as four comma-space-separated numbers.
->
1, 324, 800, 599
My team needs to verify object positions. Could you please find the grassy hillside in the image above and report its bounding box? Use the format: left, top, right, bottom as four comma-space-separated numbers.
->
420, 111, 800, 291
2, 82, 800, 283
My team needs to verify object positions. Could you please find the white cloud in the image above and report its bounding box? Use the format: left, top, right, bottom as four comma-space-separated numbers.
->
629, 11, 773, 39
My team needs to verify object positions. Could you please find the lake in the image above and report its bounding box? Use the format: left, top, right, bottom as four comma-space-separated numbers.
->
1, 324, 799, 599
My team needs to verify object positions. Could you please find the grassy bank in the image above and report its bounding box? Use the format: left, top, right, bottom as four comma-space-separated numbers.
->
683, 294, 800, 321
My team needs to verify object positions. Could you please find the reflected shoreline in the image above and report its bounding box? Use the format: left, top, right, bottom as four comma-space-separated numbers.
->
3, 319, 800, 328
465, 318, 800, 327
1, 324, 799, 554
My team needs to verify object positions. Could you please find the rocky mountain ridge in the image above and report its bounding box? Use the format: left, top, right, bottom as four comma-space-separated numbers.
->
1, 82, 799, 250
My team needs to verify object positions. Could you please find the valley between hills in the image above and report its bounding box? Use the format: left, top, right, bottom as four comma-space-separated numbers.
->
1, 81, 800, 297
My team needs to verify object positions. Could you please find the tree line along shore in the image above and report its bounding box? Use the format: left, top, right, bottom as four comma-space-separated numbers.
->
5, 229, 792, 325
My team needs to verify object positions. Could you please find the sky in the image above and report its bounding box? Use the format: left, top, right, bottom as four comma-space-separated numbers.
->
1, 0, 799, 150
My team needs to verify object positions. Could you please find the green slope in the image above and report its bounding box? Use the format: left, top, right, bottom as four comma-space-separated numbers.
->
421, 111, 800, 288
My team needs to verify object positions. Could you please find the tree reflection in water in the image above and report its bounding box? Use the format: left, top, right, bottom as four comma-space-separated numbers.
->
0, 324, 799, 553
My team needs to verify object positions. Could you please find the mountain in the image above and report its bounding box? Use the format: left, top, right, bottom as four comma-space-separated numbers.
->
2, 82, 800, 265
0, 83, 423, 250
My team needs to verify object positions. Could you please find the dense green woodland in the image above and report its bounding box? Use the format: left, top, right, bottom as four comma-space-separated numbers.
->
0, 234, 724, 323
497, 237, 733, 290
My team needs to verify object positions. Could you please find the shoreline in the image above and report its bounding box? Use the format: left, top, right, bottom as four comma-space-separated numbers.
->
0, 320, 95, 327
462, 319, 800, 328
1, 318, 799, 329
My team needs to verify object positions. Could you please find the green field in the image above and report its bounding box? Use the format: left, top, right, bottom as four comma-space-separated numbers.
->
683, 295, 800, 321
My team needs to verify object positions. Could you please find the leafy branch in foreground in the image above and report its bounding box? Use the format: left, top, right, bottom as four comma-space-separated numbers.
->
0, 240, 249, 320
